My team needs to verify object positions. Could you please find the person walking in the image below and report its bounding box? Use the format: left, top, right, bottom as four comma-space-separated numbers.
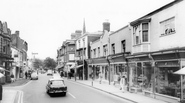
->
60, 71, 64, 78
99, 72, 102, 84
25, 71, 28, 79
120, 75, 126, 92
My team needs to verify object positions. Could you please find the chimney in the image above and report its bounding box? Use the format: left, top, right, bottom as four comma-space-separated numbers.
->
103, 21, 110, 32
15, 31, 19, 36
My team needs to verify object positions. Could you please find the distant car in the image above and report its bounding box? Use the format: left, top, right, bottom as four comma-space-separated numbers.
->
41, 70, 46, 74
46, 78, 67, 96
47, 70, 53, 76
31, 72, 38, 80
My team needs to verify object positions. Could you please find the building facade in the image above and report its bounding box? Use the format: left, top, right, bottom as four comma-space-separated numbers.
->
76, 31, 102, 80
0, 21, 13, 83
11, 31, 28, 79
126, 0, 185, 102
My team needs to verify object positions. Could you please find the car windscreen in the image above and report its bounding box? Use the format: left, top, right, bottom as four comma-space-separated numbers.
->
51, 80, 64, 86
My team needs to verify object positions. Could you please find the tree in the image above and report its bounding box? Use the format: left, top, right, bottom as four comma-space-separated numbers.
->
43, 57, 56, 70
32, 58, 43, 70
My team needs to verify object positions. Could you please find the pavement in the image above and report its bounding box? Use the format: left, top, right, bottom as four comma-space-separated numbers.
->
68, 78, 172, 103
1, 78, 30, 103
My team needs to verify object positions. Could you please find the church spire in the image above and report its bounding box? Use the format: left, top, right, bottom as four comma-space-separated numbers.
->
83, 18, 86, 34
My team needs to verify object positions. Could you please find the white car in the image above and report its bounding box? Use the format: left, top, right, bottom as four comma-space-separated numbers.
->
47, 70, 53, 76
31, 72, 38, 80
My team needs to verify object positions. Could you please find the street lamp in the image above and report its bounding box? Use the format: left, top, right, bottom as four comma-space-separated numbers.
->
82, 38, 85, 80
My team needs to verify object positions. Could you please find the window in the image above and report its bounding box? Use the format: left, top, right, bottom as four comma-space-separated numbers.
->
133, 22, 150, 44
0, 37, 2, 52
98, 47, 100, 57
94, 49, 96, 58
78, 40, 81, 48
91, 50, 93, 58
121, 40, 126, 53
112, 43, 115, 54
142, 23, 149, 42
103, 44, 107, 56
133, 26, 140, 45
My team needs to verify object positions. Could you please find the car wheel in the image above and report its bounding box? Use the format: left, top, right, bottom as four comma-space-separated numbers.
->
63, 92, 66, 96
46, 90, 49, 94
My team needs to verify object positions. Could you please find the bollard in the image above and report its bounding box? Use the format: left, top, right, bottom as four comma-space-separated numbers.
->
0, 84, 2, 101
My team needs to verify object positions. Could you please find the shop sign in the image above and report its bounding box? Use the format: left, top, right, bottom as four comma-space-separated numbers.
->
156, 61, 179, 67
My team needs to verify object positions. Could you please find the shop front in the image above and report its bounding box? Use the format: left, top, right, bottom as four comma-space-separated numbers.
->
127, 54, 154, 94
108, 52, 129, 85
127, 49, 185, 103
89, 57, 108, 82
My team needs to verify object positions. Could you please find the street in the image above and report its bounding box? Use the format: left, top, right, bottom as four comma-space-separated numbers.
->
20, 73, 130, 103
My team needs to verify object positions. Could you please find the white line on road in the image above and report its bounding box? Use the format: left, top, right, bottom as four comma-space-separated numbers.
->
68, 92, 76, 99
17, 90, 23, 103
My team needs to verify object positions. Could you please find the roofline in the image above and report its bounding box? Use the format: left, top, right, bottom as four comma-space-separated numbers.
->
110, 25, 129, 36
131, 0, 183, 23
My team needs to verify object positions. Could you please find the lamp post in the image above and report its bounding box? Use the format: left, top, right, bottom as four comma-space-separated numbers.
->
82, 38, 85, 80
75, 40, 77, 81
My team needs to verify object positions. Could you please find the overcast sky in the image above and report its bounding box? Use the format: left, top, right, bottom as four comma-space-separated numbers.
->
0, 0, 174, 60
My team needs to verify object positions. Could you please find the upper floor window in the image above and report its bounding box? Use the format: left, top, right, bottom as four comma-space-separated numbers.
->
91, 50, 93, 58
111, 43, 115, 55
121, 40, 126, 53
103, 44, 108, 56
98, 47, 100, 57
133, 22, 149, 45
160, 17, 175, 36
94, 49, 96, 58
142, 23, 149, 42
78, 40, 81, 48
132, 18, 151, 45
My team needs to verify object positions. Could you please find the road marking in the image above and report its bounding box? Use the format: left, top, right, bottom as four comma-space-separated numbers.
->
17, 90, 23, 103
68, 92, 76, 99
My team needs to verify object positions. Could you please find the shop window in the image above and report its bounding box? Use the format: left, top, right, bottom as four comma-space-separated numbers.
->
155, 67, 180, 97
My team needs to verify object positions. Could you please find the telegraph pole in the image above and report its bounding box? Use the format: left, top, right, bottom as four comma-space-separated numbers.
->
32, 52, 38, 70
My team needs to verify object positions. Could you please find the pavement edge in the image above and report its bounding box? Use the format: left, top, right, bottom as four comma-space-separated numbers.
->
68, 79, 138, 103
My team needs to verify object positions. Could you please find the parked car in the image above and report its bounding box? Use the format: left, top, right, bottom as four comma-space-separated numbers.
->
31, 72, 38, 80
46, 78, 67, 96
47, 70, 53, 76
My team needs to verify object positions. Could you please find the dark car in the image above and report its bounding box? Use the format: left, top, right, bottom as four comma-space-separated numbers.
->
46, 78, 67, 96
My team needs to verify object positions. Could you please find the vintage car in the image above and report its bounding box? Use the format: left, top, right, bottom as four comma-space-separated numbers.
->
46, 78, 67, 96
30, 72, 38, 80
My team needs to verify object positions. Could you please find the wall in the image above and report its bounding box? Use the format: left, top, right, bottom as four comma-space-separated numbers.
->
110, 25, 131, 54
143, 0, 185, 52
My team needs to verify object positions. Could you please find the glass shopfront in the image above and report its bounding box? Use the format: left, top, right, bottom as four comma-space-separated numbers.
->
155, 67, 180, 97
129, 60, 181, 98
130, 62, 154, 91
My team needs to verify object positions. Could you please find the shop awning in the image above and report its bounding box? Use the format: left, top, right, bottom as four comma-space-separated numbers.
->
174, 67, 185, 75
55, 65, 64, 70
0, 67, 10, 72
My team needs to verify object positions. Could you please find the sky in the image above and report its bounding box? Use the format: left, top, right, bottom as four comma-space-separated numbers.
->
0, 0, 174, 60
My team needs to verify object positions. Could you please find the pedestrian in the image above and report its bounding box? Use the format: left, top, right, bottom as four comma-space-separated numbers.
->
120, 75, 126, 92
60, 71, 64, 78
25, 71, 28, 79
0, 83, 2, 102
99, 72, 102, 84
